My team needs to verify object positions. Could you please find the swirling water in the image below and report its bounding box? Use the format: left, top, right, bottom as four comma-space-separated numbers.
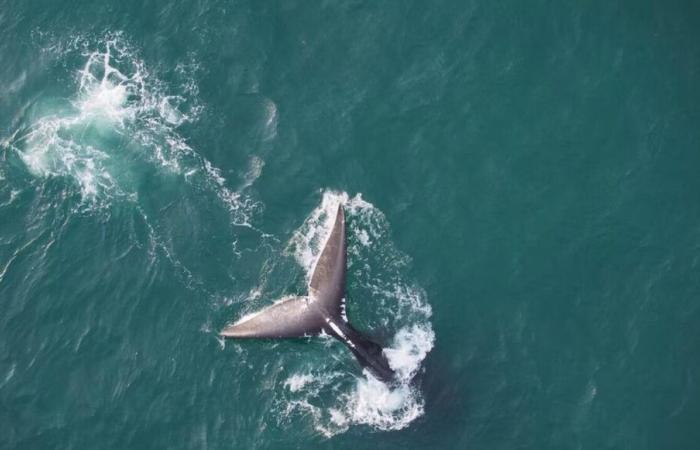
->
1, 1, 700, 449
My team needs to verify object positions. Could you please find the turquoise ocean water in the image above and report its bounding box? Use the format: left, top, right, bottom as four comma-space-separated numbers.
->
1, 1, 699, 448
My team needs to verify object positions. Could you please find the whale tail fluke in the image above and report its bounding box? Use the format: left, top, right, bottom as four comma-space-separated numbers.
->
221, 204, 348, 339
220, 204, 396, 382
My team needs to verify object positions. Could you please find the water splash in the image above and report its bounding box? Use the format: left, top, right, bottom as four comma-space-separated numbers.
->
76, 43, 138, 125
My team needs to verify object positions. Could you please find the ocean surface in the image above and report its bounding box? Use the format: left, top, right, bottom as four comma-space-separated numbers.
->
1, 1, 699, 449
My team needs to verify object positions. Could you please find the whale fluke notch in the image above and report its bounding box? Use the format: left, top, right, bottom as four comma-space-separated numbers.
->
221, 203, 396, 382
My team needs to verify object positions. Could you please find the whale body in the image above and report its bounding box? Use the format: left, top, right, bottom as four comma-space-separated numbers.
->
220, 204, 395, 382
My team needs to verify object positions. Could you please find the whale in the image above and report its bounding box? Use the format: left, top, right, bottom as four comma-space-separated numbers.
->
220, 204, 396, 383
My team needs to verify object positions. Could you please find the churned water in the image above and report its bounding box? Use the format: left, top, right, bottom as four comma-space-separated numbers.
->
1, 1, 699, 449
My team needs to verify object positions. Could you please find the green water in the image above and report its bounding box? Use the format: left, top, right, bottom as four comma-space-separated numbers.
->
1, 1, 699, 448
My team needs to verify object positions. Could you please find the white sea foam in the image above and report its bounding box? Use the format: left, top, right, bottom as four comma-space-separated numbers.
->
241, 155, 265, 190
14, 35, 184, 204
262, 98, 278, 142
385, 324, 435, 380
14, 33, 263, 224
284, 373, 315, 392
278, 190, 435, 436
7, 33, 268, 303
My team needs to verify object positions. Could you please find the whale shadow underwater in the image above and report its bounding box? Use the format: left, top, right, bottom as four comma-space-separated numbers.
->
220, 204, 396, 383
